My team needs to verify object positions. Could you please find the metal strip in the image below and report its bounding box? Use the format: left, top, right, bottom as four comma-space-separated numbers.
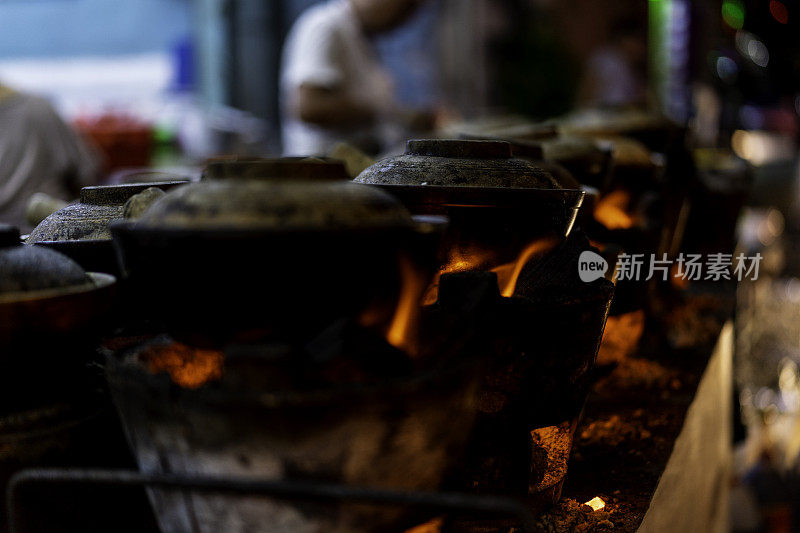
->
7, 468, 540, 532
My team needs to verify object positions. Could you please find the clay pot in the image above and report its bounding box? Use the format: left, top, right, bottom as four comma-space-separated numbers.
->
0, 225, 143, 532
111, 158, 443, 347
355, 140, 584, 286
461, 133, 612, 189
0, 224, 116, 348
27, 180, 188, 274
557, 107, 673, 152
0, 225, 88, 294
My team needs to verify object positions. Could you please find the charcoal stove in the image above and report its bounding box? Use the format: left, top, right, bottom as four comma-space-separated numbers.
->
98, 157, 540, 532
102, 329, 485, 533
355, 141, 614, 508
419, 230, 613, 507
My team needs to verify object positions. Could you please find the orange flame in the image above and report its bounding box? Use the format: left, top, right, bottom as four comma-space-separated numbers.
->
491, 238, 559, 297
386, 254, 426, 354
594, 190, 637, 230
403, 517, 444, 533
142, 343, 224, 389
422, 238, 559, 303
421, 248, 496, 305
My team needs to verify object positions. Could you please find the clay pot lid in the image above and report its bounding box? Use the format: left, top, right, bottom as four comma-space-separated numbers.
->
202, 156, 350, 182
405, 139, 513, 159
0, 226, 90, 295
133, 179, 415, 231
80, 181, 189, 205
27, 181, 189, 244
355, 139, 564, 189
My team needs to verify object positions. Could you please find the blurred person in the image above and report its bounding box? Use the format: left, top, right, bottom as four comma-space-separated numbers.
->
0, 83, 97, 231
578, 15, 647, 107
280, 0, 435, 156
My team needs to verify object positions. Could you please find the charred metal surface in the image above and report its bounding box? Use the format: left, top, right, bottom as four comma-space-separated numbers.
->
105, 333, 481, 533
110, 225, 439, 346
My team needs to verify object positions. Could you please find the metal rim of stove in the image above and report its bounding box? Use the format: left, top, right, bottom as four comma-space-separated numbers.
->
108, 219, 447, 239
369, 184, 584, 210
0, 272, 115, 305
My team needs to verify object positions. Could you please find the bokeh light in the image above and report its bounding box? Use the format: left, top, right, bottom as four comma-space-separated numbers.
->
722, 0, 746, 29
769, 0, 789, 24
716, 55, 738, 82
736, 31, 770, 68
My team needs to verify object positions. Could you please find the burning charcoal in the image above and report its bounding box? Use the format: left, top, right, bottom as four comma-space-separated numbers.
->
514, 228, 603, 300
419, 271, 503, 363
437, 271, 501, 311
303, 319, 414, 383
139, 341, 224, 389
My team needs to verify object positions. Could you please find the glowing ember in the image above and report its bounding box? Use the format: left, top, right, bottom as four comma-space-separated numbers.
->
143, 343, 224, 389
530, 421, 574, 492
594, 190, 636, 230
597, 310, 646, 364
584, 496, 606, 511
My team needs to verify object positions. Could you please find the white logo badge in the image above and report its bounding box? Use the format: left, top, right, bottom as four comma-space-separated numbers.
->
578, 250, 608, 283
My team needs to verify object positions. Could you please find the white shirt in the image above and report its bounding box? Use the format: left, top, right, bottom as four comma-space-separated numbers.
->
280, 0, 396, 156
0, 92, 97, 231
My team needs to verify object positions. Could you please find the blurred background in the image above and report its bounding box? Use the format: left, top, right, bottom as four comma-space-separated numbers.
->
0, 0, 765, 159
0, 0, 794, 167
